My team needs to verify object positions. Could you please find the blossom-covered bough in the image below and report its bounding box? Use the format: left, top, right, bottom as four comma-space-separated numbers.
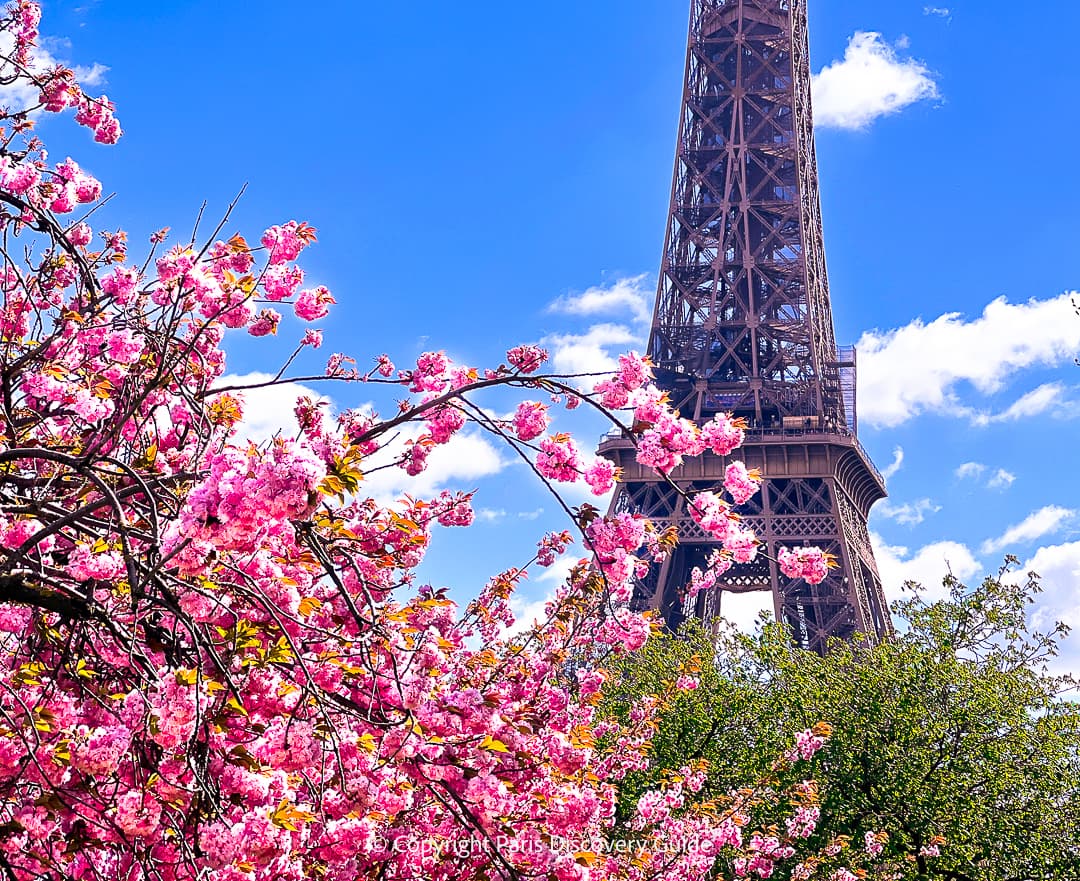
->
0, 4, 900, 880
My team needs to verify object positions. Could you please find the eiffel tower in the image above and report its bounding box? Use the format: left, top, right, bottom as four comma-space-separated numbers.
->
598, 0, 891, 653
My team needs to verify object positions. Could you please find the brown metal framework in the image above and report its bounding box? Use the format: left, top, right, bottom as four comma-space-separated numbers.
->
598, 0, 891, 653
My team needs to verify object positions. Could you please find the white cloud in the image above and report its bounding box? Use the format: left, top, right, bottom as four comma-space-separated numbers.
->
880, 446, 905, 481
503, 593, 553, 638
923, 6, 952, 19
541, 275, 652, 378
73, 62, 108, 88
955, 461, 1016, 490
955, 461, 986, 480
982, 382, 1068, 424
548, 275, 652, 324
535, 553, 579, 586
361, 429, 508, 505
872, 531, 982, 602
479, 507, 551, 524
987, 468, 1016, 490
874, 497, 941, 527
872, 533, 1079, 676
0, 33, 108, 114
541, 322, 642, 376
217, 372, 327, 443
981, 506, 1076, 555
717, 592, 776, 633
857, 293, 1080, 428
811, 32, 939, 130
1018, 542, 1080, 673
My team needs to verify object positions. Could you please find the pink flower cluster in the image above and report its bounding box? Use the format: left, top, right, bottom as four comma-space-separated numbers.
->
786, 806, 821, 839
261, 221, 312, 264
734, 834, 796, 879
536, 434, 581, 483
594, 352, 653, 408
790, 728, 827, 762
409, 350, 450, 393
582, 512, 649, 601
536, 530, 573, 567
702, 412, 745, 455
262, 263, 303, 300
74, 93, 121, 143
30, 34, 123, 142
864, 831, 887, 856
688, 548, 734, 598
506, 343, 548, 373
724, 461, 762, 504
583, 458, 618, 495
688, 492, 733, 541
180, 441, 326, 550
778, 546, 832, 585
427, 405, 466, 443
636, 410, 703, 473
513, 400, 549, 441
295, 285, 334, 321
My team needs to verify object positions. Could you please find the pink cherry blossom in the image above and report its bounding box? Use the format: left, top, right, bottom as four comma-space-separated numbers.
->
427, 405, 466, 443
778, 546, 832, 585
724, 460, 761, 504
294, 285, 334, 321
790, 728, 827, 761
536, 434, 581, 483
409, 351, 449, 393
67, 221, 92, 246
0, 159, 39, 194
248, 308, 281, 336
583, 458, 618, 495
723, 525, 759, 564
512, 400, 550, 441
403, 437, 432, 475
507, 343, 548, 373
261, 263, 304, 300
702, 412, 745, 455
39, 67, 80, 111
863, 831, 886, 856
536, 530, 573, 566
261, 220, 313, 264
75, 93, 122, 143
786, 806, 821, 840
100, 265, 140, 303
688, 491, 734, 541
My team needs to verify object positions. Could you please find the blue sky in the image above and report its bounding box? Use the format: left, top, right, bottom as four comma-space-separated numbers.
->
29, 1, 1080, 673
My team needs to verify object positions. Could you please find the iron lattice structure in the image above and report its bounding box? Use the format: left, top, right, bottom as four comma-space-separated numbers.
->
599, 0, 891, 653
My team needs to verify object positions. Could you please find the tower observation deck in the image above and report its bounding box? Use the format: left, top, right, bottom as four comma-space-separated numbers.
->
598, 0, 891, 653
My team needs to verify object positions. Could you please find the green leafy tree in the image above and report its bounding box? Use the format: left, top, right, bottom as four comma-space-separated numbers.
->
601, 566, 1080, 880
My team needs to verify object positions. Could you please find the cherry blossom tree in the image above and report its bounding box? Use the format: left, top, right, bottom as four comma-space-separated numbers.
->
0, 4, 860, 880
